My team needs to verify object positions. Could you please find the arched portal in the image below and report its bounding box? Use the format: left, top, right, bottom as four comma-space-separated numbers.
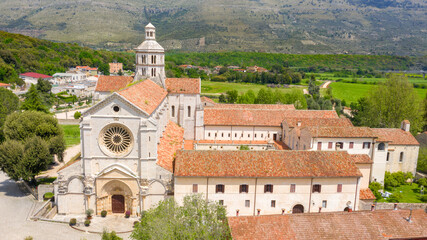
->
98, 180, 134, 215
292, 204, 304, 214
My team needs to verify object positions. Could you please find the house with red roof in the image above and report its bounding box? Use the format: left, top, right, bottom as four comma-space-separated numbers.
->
19, 72, 52, 86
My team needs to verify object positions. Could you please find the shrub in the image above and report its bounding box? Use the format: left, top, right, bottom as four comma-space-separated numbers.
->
102, 230, 123, 240
84, 220, 91, 226
125, 210, 131, 218
25, 237, 33, 240
418, 178, 427, 187
69, 218, 77, 226
420, 195, 427, 203
101, 210, 107, 217
239, 145, 250, 150
387, 192, 403, 203
43, 192, 54, 200
133, 221, 139, 228
369, 182, 383, 200
85, 209, 94, 218
74, 111, 81, 119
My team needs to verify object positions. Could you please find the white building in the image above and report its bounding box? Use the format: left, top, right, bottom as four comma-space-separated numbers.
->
52, 72, 87, 84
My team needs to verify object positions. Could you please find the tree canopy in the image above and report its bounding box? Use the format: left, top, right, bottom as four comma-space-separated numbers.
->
350, 75, 424, 134
131, 195, 230, 240
0, 88, 19, 141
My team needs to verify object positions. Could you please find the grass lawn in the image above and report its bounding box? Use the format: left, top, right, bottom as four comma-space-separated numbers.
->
201, 80, 304, 95
60, 125, 80, 147
317, 73, 427, 84
377, 183, 425, 203
330, 82, 427, 104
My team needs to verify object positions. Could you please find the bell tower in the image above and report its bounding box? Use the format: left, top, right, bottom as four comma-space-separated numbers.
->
135, 23, 165, 88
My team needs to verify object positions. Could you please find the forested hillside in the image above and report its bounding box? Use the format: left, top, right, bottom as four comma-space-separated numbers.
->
0, 31, 134, 85
0, 0, 425, 55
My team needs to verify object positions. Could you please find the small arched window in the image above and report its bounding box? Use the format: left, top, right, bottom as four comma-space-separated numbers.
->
378, 143, 385, 151
171, 106, 175, 117
188, 106, 191, 117
399, 152, 404, 162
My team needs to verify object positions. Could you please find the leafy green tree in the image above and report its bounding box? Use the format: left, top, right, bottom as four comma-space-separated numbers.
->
369, 182, 383, 200
99, 63, 110, 76
226, 90, 238, 104
417, 148, 427, 174
308, 75, 319, 96
218, 94, 226, 103
21, 85, 48, 113
0, 136, 51, 182
74, 111, 81, 119
423, 93, 427, 131
418, 178, 427, 188
387, 192, 403, 203
0, 88, 19, 142
131, 195, 230, 240
351, 75, 424, 134
384, 171, 399, 190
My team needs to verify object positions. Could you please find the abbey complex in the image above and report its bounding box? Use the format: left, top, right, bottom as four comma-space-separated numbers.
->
54, 24, 420, 217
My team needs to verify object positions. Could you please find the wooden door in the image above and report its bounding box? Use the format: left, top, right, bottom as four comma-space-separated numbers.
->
112, 195, 125, 213
292, 204, 304, 214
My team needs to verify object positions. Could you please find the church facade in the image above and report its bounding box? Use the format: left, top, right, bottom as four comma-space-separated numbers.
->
55, 23, 419, 217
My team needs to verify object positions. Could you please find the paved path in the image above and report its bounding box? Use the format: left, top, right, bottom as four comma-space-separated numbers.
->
55, 107, 90, 120
321, 81, 332, 89
0, 172, 131, 239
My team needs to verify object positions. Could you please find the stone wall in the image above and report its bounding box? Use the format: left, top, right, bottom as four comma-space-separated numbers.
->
359, 201, 427, 211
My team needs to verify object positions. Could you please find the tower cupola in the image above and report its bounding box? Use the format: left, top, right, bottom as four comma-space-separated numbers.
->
145, 23, 156, 40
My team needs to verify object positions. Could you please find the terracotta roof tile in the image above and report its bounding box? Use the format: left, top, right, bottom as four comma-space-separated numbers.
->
209, 103, 295, 110
19, 72, 52, 79
349, 154, 373, 164
165, 78, 200, 94
118, 80, 168, 115
0, 83, 11, 87
304, 126, 376, 138
201, 96, 216, 105
372, 128, 419, 145
157, 121, 184, 172
204, 108, 293, 126
360, 188, 376, 200
196, 140, 270, 145
284, 117, 352, 128
174, 150, 362, 178
228, 209, 427, 240
95, 76, 133, 92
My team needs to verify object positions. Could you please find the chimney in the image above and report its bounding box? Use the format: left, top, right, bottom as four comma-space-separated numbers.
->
257, 209, 261, 216
236, 210, 239, 216
318, 207, 322, 213
297, 121, 302, 127
394, 203, 398, 210
401, 120, 410, 132
371, 204, 375, 211
281, 209, 286, 215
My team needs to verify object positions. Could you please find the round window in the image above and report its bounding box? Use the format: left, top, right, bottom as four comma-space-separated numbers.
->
113, 106, 120, 112
99, 124, 133, 156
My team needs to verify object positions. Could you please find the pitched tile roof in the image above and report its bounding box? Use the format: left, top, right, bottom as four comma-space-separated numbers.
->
303, 126, 376, 138
118, 79, 168, 115
283, 117, 352, 128
174, 150, 362, 178
349, 154, 373, 164
201, 96, 216, 106
0, 83, 11, 87
360, 188, 376, 200
19, 72, 52, 79
203, 109, 291, 126
95, 76, 133, 92
372, 128, 419, 146
228, 209, 427, 240
157, 121, 184, 172
210, 104, 295, 110
165, 78, 200, 94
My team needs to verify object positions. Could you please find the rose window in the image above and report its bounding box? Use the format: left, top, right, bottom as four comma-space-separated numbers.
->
99, 124, 133, 156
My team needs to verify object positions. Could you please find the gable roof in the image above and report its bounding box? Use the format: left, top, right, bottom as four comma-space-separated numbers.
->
157, 121, 184, 172
283, 117, 352, 128
210, 103, 295, 110
201, 96, 216, 105
19, 72, 52, 79
349, 154, 373, 164
95, 76, 133, 92
372, 128, 419, 146
174, 150, 362, 178
360, 188, 376, 200
303, 126, 376, 138
118, 79, 168, 115
228, 209, 427, 240
165, 78, 200, 94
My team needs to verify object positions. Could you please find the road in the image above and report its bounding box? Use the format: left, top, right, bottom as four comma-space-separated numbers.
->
0, 171, 130, 240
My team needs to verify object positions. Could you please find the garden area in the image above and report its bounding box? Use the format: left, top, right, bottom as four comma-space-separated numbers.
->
60, 125, 80, 147
369, 172, 427, 203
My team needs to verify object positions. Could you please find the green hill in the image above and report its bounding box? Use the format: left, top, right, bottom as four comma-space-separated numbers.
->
0, 31, 134, 85
0, 0, 425, 55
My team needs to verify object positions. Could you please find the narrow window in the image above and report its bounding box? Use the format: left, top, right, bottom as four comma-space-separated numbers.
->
363, 142, 371, 149
386, 152, 390, 162
322, 200, 327, 208
248, 134, 250, 138
188, 106, 191, 117
193, 184, 198, 193
245, 200, 250, 208
208, 133, 211, 137
378, 143, 385, 151
221, 133, 224, 137
312, 184, 321, 193
264, 184, 273, 193
271, 200, 276, 208
349, 142, 354, 149
215, 133, 217, 137
328, 142, 333, 149
261, 134, 264, 138
336, 142, 344, 149
216, 184, 225, 193
235, 133, 237, 138
399, 152, 404, 162
240, 184, 249, 193
255, 134, 257, 138
219, 200, 224, 205
228, 133, 231, 137
317, 142, 322, 150
337, 184, 342, 193
290, 184, 296, 193
171, 105, 175, 117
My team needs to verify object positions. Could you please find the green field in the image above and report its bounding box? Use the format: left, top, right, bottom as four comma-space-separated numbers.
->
330, 82, 427, 104
318, 73, 427, 84
201, 80, 304, 96
60, 125, 80, 147
377, 183, 425, 203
